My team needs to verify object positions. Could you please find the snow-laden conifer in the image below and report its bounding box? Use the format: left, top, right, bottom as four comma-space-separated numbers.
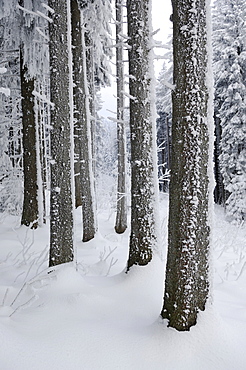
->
213, 0, 246, 223
0, 2, 23, 215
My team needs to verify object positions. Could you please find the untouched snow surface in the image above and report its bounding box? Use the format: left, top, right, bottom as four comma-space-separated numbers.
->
0, 194, 245, 369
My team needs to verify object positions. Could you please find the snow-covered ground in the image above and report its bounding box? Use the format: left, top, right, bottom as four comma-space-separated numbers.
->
0, 194, 245, 369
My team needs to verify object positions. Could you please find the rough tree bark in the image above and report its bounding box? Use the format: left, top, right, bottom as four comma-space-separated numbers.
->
84, 30, 96, 175
19, 0, 39, 229
72, 0, 83, 208
161, 0, 212, 331
71, 0, 97, 242
127, 0, 157, 270
115, 0, 127, 234
48, 0, 74, 266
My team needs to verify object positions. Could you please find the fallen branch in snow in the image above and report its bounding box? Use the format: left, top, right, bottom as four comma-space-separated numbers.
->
12, 227, 34, 265
2, 252, 12, 263
236, 262, 246, 281
9, 295, 37, 317
35, 248, 49, 276
14, 271, 25, 283
23, 257, 38, 282
10, 283, 27, 307
99, 246, 118, 262
106, 257, 118, 277
96, 246, 119, 276
2, 288, 9, 306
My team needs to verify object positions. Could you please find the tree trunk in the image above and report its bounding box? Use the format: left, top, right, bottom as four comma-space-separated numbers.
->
72, 0, 83, 208
127, 0, 157, 270
115, 0, 127, 234
213, 112, 227, 205
85, 30, 96, 176
20, 47, 39, 229
161, 0, 212, 331
48, 0, 74, 266
71, 0, 97, 242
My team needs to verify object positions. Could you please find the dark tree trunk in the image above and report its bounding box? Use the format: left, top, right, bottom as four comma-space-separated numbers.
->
127, 0, 157, 270
156, 112, 170, 192
71, 0, 83, 208
48, 0, 74, 266
84, 30, 96, 176
115, 0, 127, 234
20, 47, 38, 229
213, 111, 227, 205
71, 0, 97, 242
161, 0, 211, 331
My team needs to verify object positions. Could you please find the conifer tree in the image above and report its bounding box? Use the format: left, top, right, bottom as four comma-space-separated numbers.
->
71, 0, 97, 242
213, 0, 246, 222
115, 0, 127, 234
161, 0, 213, 331
126, 0, 158, 270
48, 0, 74, 266
18, 0, 38, 229
0, 3, 23, 214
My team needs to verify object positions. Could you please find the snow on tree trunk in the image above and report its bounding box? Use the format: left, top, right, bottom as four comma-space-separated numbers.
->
84, 30, 96, 176
115, 0, 127, 234
72, 0, 83, 209
161, 0, 212, 331
156, 60, 173, 192
126, 0, 158, 269
71, 1, 97, 242
20, 45, 38, 229
48, 0, 74, 266
18, 0, 39, 228
213, 112, 227, 205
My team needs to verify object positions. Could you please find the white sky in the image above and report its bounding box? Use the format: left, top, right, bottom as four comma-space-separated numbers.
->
99, 0, 172, 119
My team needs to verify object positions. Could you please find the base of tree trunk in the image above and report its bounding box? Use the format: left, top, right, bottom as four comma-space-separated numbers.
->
115, 224, 127, 234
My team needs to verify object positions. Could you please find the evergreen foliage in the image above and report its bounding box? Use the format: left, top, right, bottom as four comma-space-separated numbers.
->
0, 5, 22, 214
213, 0, 246, 223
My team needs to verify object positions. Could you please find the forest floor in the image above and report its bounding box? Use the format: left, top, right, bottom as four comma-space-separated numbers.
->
0, 193, 245, 369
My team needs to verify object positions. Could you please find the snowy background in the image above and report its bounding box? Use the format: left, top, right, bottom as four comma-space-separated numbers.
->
0, 0, 245, 368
